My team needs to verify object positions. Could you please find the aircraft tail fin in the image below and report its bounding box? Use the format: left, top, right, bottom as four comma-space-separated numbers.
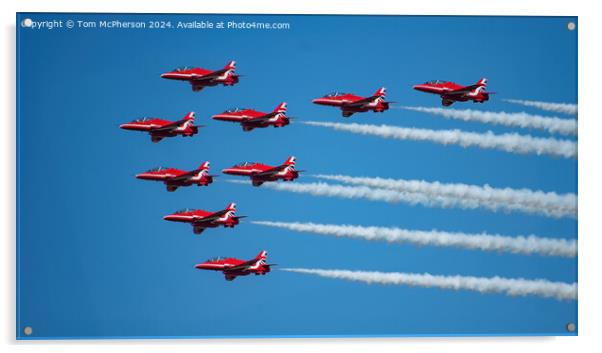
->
226, 202, 236, 212
255, 250, 268, 261
283, 156, 296, 167
183, 112, 195, 121
198, 161, 210, 171
476, 78, 487, 87
224, 60, 236, 70
273, 102, 287, 113
373, 87, 386, 98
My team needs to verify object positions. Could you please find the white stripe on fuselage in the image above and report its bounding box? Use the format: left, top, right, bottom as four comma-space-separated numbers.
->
191, 169, 207, 181
168, 215, 198, 221
216, 69, 233, 80
175, 120, 193, 132
201, 263, 228, 269
228, 168, 263, 174
166, 72, 231, 81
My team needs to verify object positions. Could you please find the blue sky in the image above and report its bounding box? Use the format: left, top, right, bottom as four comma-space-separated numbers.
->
17, 13, 577, 338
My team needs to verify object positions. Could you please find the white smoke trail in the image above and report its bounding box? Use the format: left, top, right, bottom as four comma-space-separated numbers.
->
230, 180, 576, 219
282, 268, 577, 301
402, 106, 577, 136
252, 221, 577, 258
504, 99, 578, 116
313, 174, 577, 219
228, 180, 453, 205
302, 121, 577, 159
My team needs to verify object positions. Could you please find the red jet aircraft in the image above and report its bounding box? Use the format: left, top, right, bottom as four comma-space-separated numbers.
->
413, 78, 491, 106
195, 250, 274, 281
312, 87, 391, 117
119, 112, 198, 143
163, 203, 245, 235
222, 156, 300, 186
211, 102, 289, 131
160, 61, 240, 92
136, 161, 215, 192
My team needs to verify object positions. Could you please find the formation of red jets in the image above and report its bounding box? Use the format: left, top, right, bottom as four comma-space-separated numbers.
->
122, 60, 492, 281
120, 60, 492, 142
133, 155, 299, 281
136, 156, 300, 191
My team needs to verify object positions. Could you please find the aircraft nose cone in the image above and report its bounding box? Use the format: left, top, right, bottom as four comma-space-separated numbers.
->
119, 123, 137, 130
135, 173, 152, 180
160, 73, 168, 78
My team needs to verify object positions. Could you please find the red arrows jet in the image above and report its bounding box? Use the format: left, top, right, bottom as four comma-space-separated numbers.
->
136, 161, 215, 192
160, 61, 240, 92
312, 87, 390, 118
211, 102, 289, 131
119, 112, 198, 143
195, 250, 274, 281
222, 156, 300, 186
413, 78, 491, 106
163, 203, 245, 235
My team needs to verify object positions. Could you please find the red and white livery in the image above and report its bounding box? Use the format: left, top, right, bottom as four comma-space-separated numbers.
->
413, 78, 491, 106
119, 112, 198, 143
160, 61, 240, 92
136, 161, 215, 192
163, 203, 245, 235
195, 250, 274, 281
312, 87, 391, 118
222, 156, 300, 187
211, 102, 290, 131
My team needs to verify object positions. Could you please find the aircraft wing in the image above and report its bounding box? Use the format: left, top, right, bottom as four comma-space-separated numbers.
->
191, 209, 229, 225
169, 170, 198, 182
253, 165, 287, 178
445, 85, 481, 96
150, 119, 185, 133
190, 68, 228, 82
244, 112, 277, 124
225, 259, 259, 272
343, 96, 377, 108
